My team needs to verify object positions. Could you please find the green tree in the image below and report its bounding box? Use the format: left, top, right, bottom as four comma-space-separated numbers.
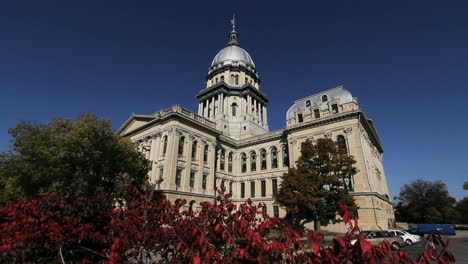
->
0, 113, 149, 202
455, 181, 468, 224
394, 179, 456, 224
275, 138, 357, 231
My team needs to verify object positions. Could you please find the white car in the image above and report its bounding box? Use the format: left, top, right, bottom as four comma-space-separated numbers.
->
387, 230, 421, 245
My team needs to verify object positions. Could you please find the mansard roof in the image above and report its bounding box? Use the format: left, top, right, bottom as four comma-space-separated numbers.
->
286, 85, 354, 120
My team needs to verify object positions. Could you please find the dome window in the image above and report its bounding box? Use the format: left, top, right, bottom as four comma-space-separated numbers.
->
322, 95, 328, 102
305, 100, 311, 107
220, 76, 224, 82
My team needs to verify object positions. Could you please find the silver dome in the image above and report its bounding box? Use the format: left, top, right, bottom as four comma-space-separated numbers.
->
211, 46, 256, 68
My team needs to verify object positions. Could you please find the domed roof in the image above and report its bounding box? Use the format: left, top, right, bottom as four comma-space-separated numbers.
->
211, 45, 256, 68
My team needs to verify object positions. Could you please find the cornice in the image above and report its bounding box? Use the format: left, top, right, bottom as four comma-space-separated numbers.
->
350, 191, 392, 204
196, 83, 269, 103
285, 110, 360, 134
120, 105, 220, 138
161, 189, 216, 199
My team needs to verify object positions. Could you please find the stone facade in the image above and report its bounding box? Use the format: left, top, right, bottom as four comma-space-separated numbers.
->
118, 26, 395, 231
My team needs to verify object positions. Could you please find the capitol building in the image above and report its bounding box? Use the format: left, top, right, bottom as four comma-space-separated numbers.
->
118, 23, 395, 231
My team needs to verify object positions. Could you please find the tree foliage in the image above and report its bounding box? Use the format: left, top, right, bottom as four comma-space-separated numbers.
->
275, 138, 358, 231
394, 179, 457, 224
0, 113, 149, 202
0, 184, 455, 264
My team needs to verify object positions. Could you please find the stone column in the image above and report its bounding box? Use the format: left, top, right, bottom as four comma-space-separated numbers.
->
263, 105, 268, 126
209, 142, 216, 195
220, 93, 224, 115
247, 95, 252, 115
211, 97, 215, 117
198, 102, 202, 115
257, 102, 261, 121
149, 133, 161, 183
252, 98, 256, 120
204, 99, 207, 118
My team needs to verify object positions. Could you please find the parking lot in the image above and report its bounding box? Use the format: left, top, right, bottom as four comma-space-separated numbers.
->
403, 231, 468, 263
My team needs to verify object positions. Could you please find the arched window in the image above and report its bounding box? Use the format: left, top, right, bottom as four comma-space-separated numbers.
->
305, 100, 311, 107
162, 136, 168, 155
178, 136, 185, 156
220, 76, 224, 82
235, 75, 239, 85
231, 103, 238, 116
321, 95, 328, 102
228, 152, 233, 172
260, 149, 267, 170
230, 74, 235, 84
250, 152, 257, 172
271, 147, 278, 169
337, 135, 347, 150
203, 145, 209, 163
282, 146, 290, 167
241, 153, 247, 173
245, 77, 248, 84
220, 150, 225, 171
215, 78, 218, 83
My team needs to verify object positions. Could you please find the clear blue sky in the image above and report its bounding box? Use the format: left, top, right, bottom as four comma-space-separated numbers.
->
1, 1, 467, 200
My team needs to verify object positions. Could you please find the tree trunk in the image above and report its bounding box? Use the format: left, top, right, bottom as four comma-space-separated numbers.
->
313, 215, 320, 232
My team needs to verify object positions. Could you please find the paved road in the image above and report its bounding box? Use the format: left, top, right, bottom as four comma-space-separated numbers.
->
402, 231, 468, 263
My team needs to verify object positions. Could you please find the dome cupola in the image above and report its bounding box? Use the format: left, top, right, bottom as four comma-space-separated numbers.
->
196, 16, 269, 139
206, 16, 259, 87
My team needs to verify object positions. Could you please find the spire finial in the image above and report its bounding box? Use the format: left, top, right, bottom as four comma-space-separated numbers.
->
231, 14, 236, 32
227, 15, 240, 46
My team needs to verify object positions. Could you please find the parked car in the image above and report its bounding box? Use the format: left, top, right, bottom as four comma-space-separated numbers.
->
409, 224, 456, 236
352, 231, 406, 251
387, 229, 421, 245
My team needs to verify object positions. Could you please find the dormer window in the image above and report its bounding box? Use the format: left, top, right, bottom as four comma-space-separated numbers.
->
298, 113, 304, 123
322, 95, 328, 102
332, 104, 339, 114
305, 100, 311, 107
314, 109, 320, 118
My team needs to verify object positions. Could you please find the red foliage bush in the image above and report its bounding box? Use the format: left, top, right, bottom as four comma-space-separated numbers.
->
0, 185, 455, 264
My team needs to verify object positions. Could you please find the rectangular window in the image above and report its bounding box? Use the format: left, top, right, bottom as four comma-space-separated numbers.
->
332, 104, 339, 114
250, 181, 255, 198
298, 113, 304, 123
159, 167, 164, 178
189, 171, 195, 188
262, 205, 267, 218
273, 206, 279, 217
261, 180, 266, 197
272, 179, 278, 196
175, 169, 182, 186
241, 182, 245, 198
202, 174, 207, 190
314, 109, 320, 118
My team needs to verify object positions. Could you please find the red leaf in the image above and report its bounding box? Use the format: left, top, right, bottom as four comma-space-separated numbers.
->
335, 236, 345, 248
176, 242, 183, 251
313, 243, 320, 254
192, 255, 201, 264
360, 239, 373, 255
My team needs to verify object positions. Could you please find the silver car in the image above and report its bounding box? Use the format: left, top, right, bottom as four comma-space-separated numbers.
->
387, 229, 421, 245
